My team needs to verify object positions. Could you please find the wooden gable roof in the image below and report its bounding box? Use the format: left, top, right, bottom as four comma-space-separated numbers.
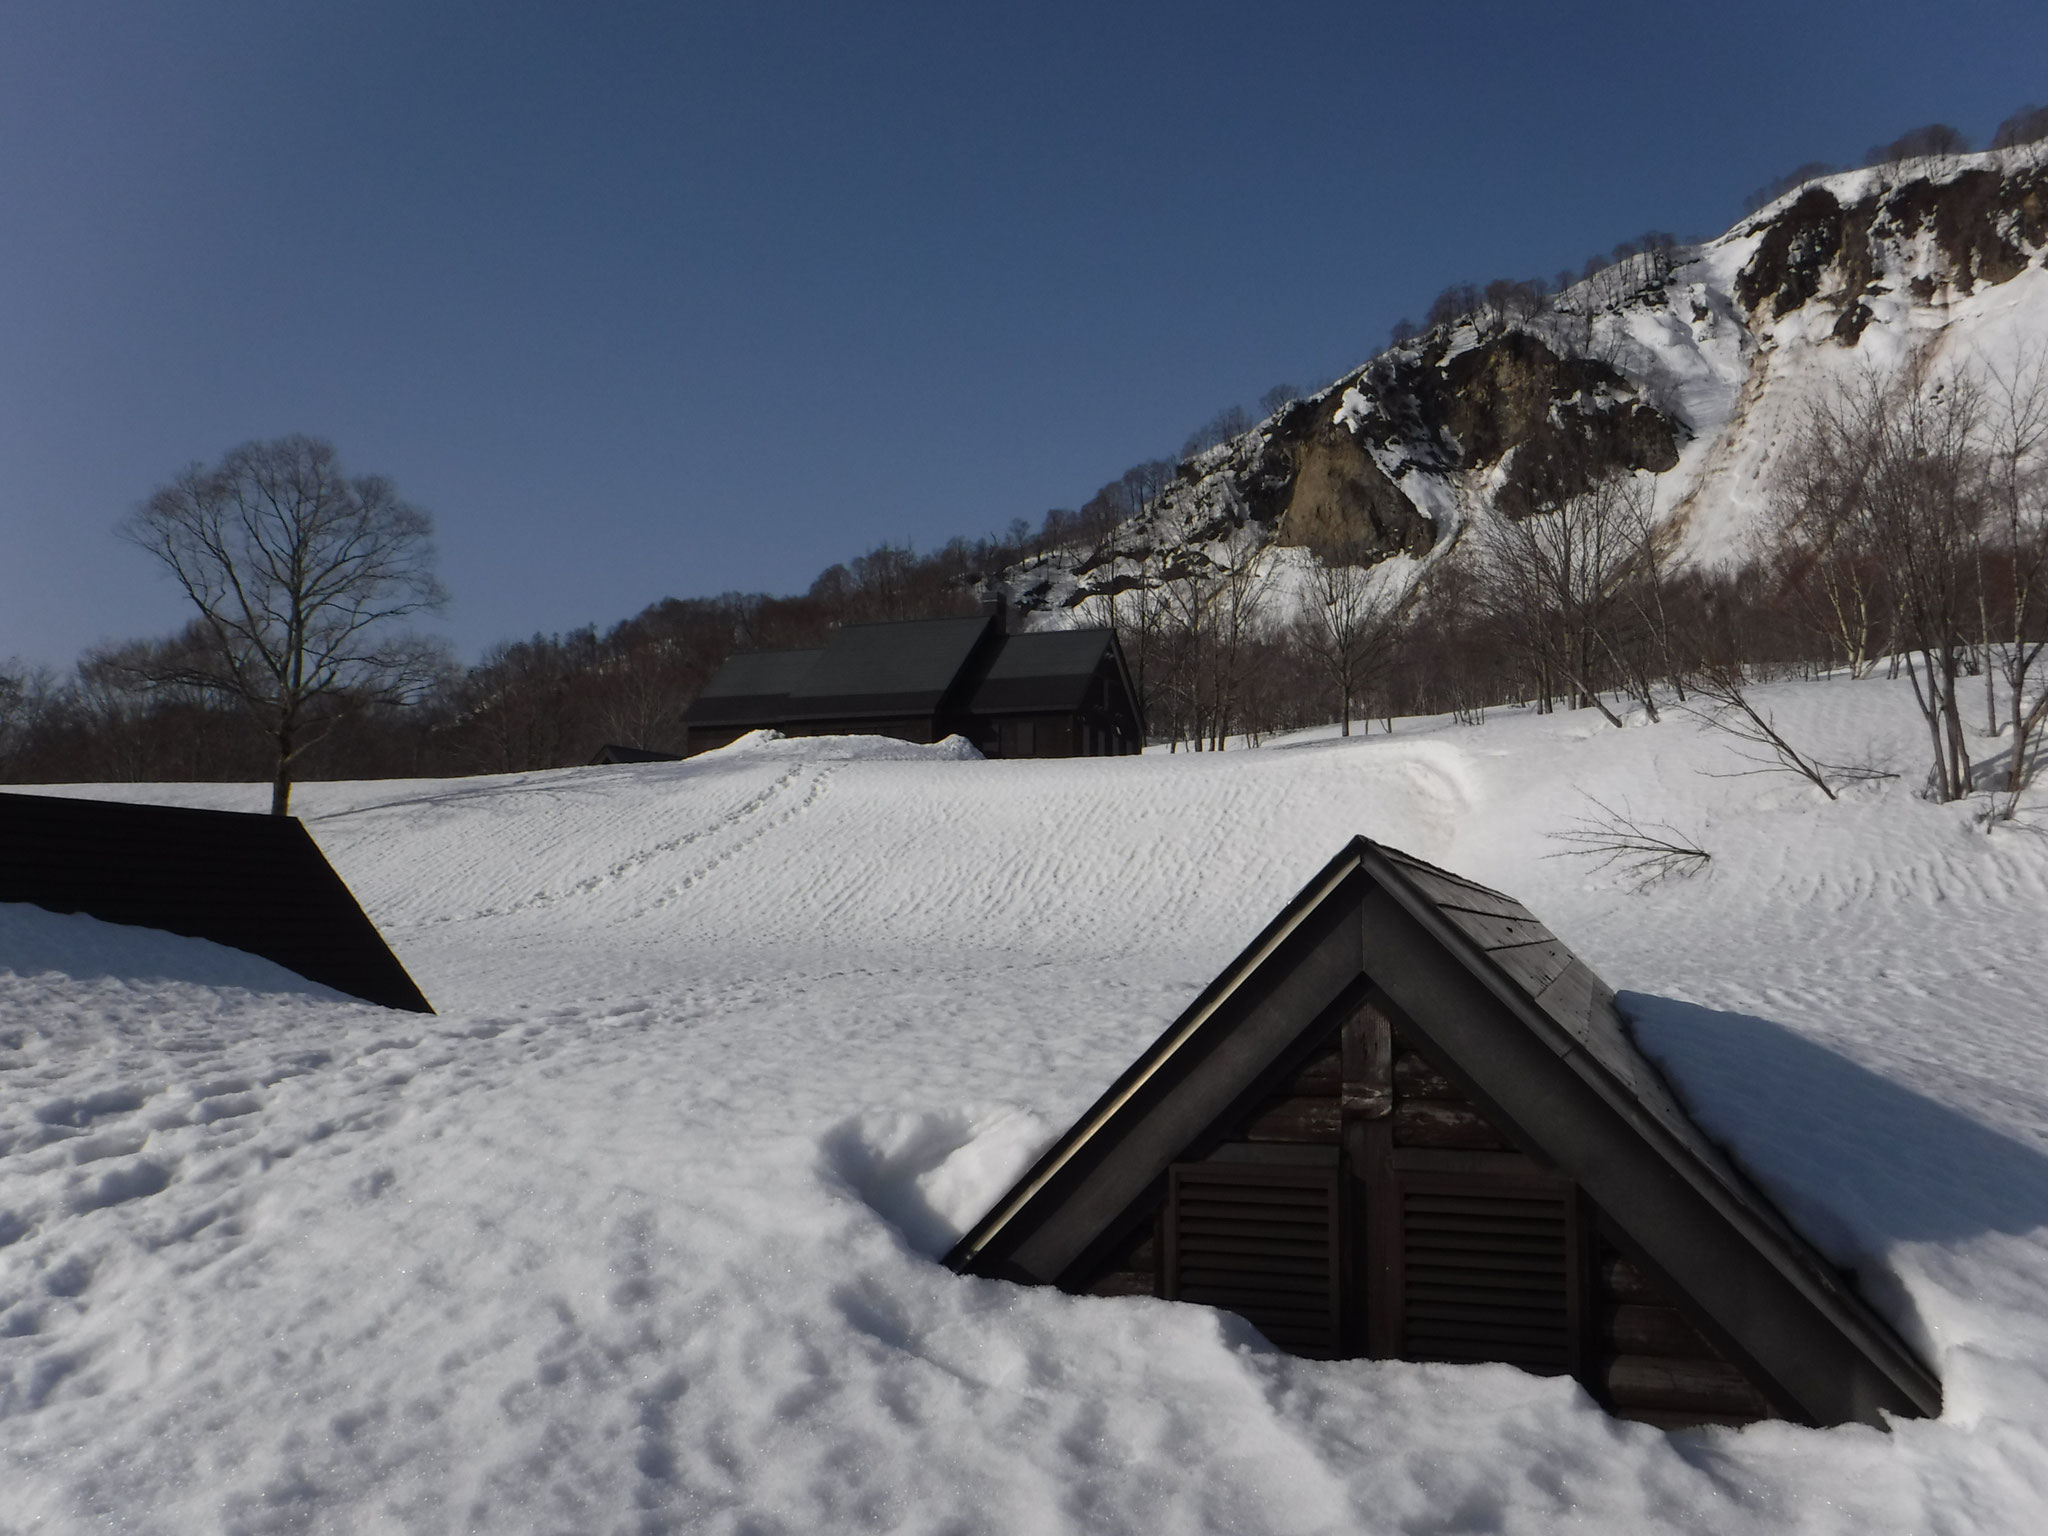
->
947, 837, 1939, 1428
678, 648, 826, 731
0, 791, 432, 1013
968, 628, 1138, 719
782, 615, 995, 722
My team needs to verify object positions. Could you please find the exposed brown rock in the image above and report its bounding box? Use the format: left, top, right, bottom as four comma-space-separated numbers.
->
1736, 187, 1846, 318
1268, 425, 1432, 558
1738, 158, 2048, 334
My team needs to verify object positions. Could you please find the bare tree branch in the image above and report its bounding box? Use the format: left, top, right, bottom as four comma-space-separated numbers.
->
1546, 794, 1712, 888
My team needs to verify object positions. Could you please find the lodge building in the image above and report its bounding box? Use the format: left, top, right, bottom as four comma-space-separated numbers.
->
678, 602, 1142, 758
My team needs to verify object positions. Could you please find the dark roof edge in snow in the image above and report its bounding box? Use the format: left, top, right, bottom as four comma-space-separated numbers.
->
0, 790, 433, 1013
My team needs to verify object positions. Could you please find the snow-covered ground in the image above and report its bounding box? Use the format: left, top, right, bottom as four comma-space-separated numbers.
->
5, 678, 2047, 1534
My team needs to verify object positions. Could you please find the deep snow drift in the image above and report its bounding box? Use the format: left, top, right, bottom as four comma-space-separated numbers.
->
4, 684, 2048, 1534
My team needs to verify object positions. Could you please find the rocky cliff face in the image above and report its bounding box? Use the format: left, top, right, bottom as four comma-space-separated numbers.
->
1738, 159, 2048, 336
1002, 143, 2048, 618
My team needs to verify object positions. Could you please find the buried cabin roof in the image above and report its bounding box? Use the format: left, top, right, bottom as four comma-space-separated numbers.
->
0, 791, 433, 1013
948, 836, 1940, 1429
680, 648, 826, 727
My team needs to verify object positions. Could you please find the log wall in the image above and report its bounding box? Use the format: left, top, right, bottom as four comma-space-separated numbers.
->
1071, 996, 1780, 1428
1595, 1240, 1776, 1426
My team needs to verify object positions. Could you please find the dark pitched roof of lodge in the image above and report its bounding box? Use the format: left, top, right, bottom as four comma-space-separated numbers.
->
679, 615, 1134, 733
781, 614, 993, 721
680, 649, 826, 727
698, 648, 825, 699
0, 791, 432, 1013
947, 836, 1940, 1429
968, 629, 1118, 715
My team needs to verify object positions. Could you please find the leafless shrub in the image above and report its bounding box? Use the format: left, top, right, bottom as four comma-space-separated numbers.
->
1866, 123, 1970, 166
1547, 794, 1712, 888
1681, 663, 1895, 798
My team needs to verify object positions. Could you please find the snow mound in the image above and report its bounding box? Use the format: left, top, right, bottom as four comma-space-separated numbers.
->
0, 901, 347, 1000
703, 728, 984, 762
821, 1104, 1053, 1257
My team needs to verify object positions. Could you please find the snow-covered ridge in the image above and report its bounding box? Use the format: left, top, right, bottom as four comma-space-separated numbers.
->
1002, 142, 2048, 618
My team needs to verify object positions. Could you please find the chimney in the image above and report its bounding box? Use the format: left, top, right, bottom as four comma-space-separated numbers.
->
979, 587, 1008, 634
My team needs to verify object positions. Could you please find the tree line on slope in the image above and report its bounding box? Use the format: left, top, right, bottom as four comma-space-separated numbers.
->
1104, 348, 2047, 820
1739, 102, 2048, 217
1394, 102, 2048, 359
4, 349, 2042, 821
0, 457, 1182, 799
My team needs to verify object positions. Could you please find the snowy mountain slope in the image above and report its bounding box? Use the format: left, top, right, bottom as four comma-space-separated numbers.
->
4, 681, 2048, 1533
1005, 142, 2048, 617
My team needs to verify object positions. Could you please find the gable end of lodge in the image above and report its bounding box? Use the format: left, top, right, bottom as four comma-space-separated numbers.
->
947, 838, 1941, 1430
677, 597, 1143, 758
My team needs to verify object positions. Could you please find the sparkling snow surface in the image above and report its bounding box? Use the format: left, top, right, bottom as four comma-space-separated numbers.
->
5, 684, 2048, 1534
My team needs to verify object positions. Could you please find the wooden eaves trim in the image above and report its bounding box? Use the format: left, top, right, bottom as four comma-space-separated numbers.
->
1103, 629, 1145, 741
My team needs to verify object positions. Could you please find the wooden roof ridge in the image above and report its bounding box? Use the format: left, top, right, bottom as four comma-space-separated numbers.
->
945, 835, 1942, 1428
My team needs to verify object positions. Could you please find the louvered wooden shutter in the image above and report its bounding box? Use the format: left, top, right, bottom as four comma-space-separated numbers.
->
1396, 1174, 1574, 1374
1165, 1163, 1342, 1357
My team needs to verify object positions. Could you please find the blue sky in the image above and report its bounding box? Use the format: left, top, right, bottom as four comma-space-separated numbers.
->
4, 1, 2045, 668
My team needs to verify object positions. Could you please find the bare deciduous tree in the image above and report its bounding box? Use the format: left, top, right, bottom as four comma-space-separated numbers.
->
1468, 471, 1649, 726
1782, 362, 1990, 800
1760, 468, 1889, 682
1992, 104, 2048, 151
1207, 530, 1273, 749
1292, 543, 1403, 735
1147, 528, 1274, 750
0, 660, 58, 768
1866, 123, 1970, 165
1983, 349, 2048, 818
121, 435, 448, 814
1180, 405, 1254, 462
